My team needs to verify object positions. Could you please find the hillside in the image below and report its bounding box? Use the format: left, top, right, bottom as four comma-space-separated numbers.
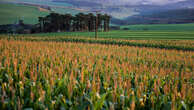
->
0, 3, 49, 24
112, 9, 194, 25
1, 0, 72, 7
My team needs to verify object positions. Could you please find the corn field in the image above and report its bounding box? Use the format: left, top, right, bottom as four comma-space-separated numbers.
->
1, 35, 194, 51
0, 39, 193, 110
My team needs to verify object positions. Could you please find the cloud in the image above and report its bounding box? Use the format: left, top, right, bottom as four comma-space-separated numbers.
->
64, 0, 190, 18
143, 0, 187, 5
73, 0, 188, 6
109, 9, 139, 19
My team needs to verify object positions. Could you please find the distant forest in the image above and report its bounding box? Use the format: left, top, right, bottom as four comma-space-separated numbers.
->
38, 13, 111, 33
0, 12, 111, 34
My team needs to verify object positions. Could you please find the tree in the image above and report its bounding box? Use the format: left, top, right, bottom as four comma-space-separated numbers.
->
97, 13, 103, 31
107, 15, 111, 31
103, 14, 111, 32
63, 14, 73, 32
38, 17, 44, 32
88, 13, 95, 32
37, 12, 111, 33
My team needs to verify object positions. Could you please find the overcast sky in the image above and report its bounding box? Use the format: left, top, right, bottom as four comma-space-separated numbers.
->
72, 0, 188, 6
2, 0, 190, 6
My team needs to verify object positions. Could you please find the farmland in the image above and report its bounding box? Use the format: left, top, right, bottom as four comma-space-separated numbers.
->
21, 25, 194, 40
0, 15, 194, 109
0, 3, 79, 25
1, 35, 194, 51
1, 29, 194, 51
0, 0, 194, 109
120, 23, 194, 31
0, 38, 194, 109
0, 3, 49, 25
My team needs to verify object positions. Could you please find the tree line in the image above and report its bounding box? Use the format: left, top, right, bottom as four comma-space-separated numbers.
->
38, 13, 111, 33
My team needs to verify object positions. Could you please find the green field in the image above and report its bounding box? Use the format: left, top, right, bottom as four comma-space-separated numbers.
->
16, 0, 72, 7
0, 2, 83, 25
26, 30, 194, 40
15, 23, 193, 40
120, 23, 194, 31
0, 3, 49, 24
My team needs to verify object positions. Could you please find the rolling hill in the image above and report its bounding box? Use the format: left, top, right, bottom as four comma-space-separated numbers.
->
0, 2, 81, 25
111, 9, 194, 25
0, 3, 49, 24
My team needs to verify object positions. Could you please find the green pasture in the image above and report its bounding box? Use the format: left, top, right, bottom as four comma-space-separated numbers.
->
28, 30, 194, 40
0, 3, 82, 25
23, 24, 194, 40
120, 23, 194, 31
0, 3, 49, 24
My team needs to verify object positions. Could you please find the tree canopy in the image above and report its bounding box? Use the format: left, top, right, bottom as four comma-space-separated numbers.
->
38, 13, 111, 33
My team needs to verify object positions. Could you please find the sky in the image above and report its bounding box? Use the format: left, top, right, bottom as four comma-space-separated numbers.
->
67, 0, 190, 18
0, 0, 190, 6
1, 0, 192, 18
70, 0, 188, 6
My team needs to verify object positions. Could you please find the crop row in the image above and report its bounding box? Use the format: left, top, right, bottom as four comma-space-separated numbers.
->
1, 35, 194, 51
0, 40, 193, 110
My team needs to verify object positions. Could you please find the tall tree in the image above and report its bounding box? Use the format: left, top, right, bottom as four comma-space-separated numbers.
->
97, 13, 103, 31
38, 17, 43, 32
103, 14, 111, 32
38, 12, 110, 33
63, 14, 73, 32
103, 14, 107, 32
107, 15, 111, 31
88, 13, 95, 32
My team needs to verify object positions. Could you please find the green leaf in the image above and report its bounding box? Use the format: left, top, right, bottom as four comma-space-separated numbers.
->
181, 101, 188, 110
94, 93, 107, 110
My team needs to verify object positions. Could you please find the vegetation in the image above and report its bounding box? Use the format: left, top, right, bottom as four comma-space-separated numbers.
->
0, 40, 193, 109
38, 13, 111, 33
11, 30, 194, 40
120, 23, 194, 31
0, 3, 49, 25
0, 2, 194, 110
1, 35, 193, 51
114, 9, 194, 25
0, 3, 111, 34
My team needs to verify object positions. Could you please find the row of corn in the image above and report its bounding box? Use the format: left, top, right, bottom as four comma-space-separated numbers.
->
0, 35, 194, 51
0, 39, 193, 110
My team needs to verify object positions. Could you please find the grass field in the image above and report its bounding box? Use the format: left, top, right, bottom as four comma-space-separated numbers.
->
19, 23, 194, 40
0, 3, 49, 24
0, 2, 78, 25
120, 23, 194, 31
13, 0, 73, 7
0, 2, 81, 25
24, 30, 194, 40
